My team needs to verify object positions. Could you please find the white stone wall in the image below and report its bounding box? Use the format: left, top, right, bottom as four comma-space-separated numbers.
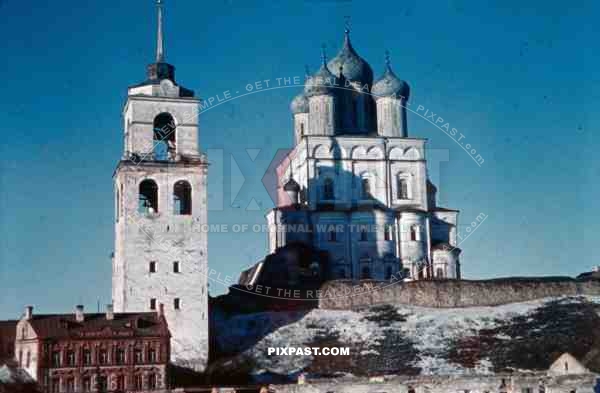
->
123, 96, 200, 157
293, 113, 308, 144
308, 96, 336, 136
114, 93, 208, 371
432, 248, 458, 279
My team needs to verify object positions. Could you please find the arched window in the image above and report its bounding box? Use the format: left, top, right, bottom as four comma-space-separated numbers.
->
397, 175, 410, 199
361, 176, 371, 199
410, 225, 421, 242
153, 113, 176, 160
384, 224, 393, 241
300, 123, 305, 136
173, 180, 192, 215
323, 178, 334, 200
385, 266, 393, 280
139, 180, 158, 213
436, 267, 444, 278
327, 228, 337, 242
148, 373, 157, 390
361, 266, 371, 279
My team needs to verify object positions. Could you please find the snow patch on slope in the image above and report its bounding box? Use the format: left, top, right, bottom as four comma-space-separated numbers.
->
216, 296, 600, 376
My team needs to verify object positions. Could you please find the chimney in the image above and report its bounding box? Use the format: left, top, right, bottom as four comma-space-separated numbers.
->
25, 306, 33, 320
75, 305, 85, 322
105, 304, 114, 321
157, 303, 164, 318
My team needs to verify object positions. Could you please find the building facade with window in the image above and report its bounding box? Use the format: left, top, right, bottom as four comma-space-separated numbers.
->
266, 30, 461, 281
111, 2, 209, 371
13, 305, 170, 393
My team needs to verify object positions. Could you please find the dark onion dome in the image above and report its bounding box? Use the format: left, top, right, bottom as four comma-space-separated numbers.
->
283, 178, 301, 192
290, 92, 309, 114
327, 30, 374, 88
304, 51, 340, 97
372, 54, 410, 100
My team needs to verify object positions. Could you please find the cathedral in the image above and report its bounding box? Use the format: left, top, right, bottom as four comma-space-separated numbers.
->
266, 30, 461, 281
111, 1, 209, 371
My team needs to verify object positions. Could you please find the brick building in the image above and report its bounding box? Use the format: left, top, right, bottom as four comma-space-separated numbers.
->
0, 320, 17, 363
14, 304, 170, 393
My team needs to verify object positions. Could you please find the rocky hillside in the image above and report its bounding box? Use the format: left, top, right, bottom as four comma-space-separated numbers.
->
208, 295, 600, 383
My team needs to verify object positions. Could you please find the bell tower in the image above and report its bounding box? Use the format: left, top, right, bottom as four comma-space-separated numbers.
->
112, 0, 209, 371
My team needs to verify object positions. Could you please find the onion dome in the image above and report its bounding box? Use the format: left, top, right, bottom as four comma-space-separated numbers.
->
304, 48, 340, 97
372, 52, 410, 100
283, 178, 300, 192
290, 92, 309, 114
327, 30, 373, 88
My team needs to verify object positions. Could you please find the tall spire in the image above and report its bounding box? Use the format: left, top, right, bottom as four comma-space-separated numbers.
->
384, 49, 394, 74
156, 0, 165, 63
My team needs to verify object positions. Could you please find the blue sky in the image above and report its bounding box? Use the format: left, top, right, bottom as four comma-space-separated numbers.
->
0, 0, 598, 319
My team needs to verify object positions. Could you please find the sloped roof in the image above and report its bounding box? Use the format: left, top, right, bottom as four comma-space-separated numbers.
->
25, 312, 169, 340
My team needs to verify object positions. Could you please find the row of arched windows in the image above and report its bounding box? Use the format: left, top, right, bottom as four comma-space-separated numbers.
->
137, 179, 192, 215
319, 174, 412, 202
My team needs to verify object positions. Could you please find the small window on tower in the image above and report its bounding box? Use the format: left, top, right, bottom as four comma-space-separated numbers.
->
173, 180, 192, 215
174, 298, 181, 310
139, 179, 158, 214
173, 261, 180, 273
149, 261, 156, 273
150, 298, 156, 310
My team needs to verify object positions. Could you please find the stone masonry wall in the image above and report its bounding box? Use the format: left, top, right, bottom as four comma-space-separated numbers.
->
318, 277, 600, 309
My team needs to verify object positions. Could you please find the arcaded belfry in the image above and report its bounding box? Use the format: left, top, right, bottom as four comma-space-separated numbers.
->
269, 29, 461, 281
112, 0, 208, 371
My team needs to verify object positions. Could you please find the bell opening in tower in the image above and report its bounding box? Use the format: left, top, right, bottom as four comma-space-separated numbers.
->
153, 112, 176, 161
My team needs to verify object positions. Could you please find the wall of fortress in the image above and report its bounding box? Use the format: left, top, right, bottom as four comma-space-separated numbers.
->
318, 277, 600, 309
